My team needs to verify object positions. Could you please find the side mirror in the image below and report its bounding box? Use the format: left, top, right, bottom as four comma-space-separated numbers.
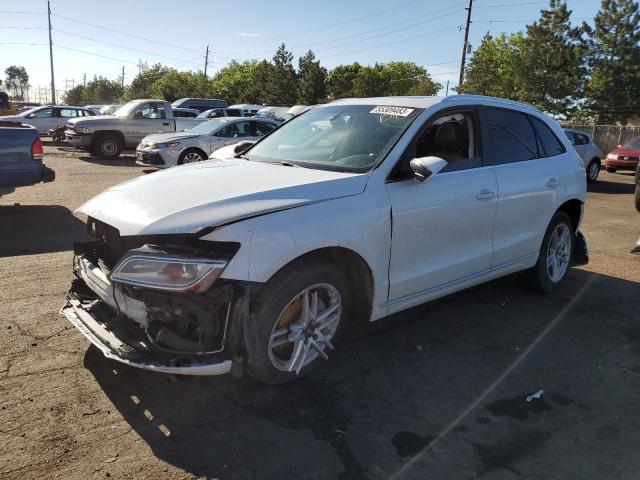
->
26, 113, 36, 119
234, 140, 255, 154
410, 156, 448, 182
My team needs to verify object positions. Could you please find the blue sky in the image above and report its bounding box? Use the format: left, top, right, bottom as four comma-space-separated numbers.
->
0, 0, 602, 101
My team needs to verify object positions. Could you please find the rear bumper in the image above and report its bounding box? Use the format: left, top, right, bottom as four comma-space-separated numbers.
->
61, 255, 234, 376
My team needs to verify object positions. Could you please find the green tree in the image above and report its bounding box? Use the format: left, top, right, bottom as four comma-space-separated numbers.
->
63, 85, 85, 105
150, 69, 210, 101
122, 64, 170, 100
381, 61, 441, 96
352, 64, 386, 97
211, 60, 273, 104
326, 63, 362, 99
267, 44, 297, 105
515, 0, 585, 115
458, 33, 520, 98
4, 65, 29, 100
583, 0, 640, 124
81, 77, 123, 105
297, 50, 327, 104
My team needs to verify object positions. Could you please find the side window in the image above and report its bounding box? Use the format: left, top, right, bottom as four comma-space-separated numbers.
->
255, 121, 275, 136
484, 108, 538, 165
227, 108, 242, 117
135, 103, 166, 119
59, 108, 78, 118
576, 133, 589, 145
531, 117, 566, 157
390, 109, 480, 180
31, 108, 54, 118
565, 131, 577, 145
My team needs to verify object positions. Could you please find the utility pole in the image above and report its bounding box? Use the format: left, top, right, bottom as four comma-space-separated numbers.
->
83, 73, 86, 86
458, 0, 473, 90
445, 80, 450, 96
121, 66, 125, 88
47, 1, 56, 104
203, 45, 210, 82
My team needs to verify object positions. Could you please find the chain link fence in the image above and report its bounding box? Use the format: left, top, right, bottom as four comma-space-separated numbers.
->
561, 124, 640, 155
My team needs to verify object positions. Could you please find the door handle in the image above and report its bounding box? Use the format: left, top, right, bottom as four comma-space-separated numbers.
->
476, 189, 496, 201
546, 178, 560, 188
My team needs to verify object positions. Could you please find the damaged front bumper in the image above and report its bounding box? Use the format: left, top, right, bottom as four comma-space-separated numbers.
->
61, 254, 240, 375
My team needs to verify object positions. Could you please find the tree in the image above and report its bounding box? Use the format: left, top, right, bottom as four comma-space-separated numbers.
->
583, 0, 640, 124
211, 60, 272, 104
381, 61, 441, 96
266, 44, 297, 105
63, 85, 85, 105
297, 50, 327, 104
150, 70, 210, 101
122, 64, 170, 101
4, 65, 29, 100
457, 33, 520, 99
515, 0, 585, 115
326, 63, 362, 99
62, 77, 123, 105
352, 64, 386, 97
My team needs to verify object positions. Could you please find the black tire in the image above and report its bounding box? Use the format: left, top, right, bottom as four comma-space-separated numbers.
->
606, 166, 617, 173
528, 211, 574, 293
586, 159, 600, 183
245, 258, 352, 384
93, 134, 122, 158
178, 148, 207, 165
634, 184, 640, 213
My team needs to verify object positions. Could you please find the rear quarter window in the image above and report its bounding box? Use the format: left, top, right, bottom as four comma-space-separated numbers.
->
531, 117, 565, 157
484, 108, 538, 165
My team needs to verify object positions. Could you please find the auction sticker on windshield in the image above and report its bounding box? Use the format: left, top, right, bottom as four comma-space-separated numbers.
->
370, 106, 414, 117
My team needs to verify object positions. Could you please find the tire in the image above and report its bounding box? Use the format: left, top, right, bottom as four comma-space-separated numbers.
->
634, 183, 640, 213
245, 258, 352, 384
93, 134, 122, 158
606, 166, 617, 173
178, 148, 207, 165
586, 159, 600, 183
528, 211, 574, 293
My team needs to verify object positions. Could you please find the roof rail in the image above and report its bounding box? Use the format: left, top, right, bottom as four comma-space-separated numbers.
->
442, 94, 541, 112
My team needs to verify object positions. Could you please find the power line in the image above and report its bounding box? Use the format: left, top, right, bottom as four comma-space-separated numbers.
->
0, 26, 45, 30
0, 10, 45, 14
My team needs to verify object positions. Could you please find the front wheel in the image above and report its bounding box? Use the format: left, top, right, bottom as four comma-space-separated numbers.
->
606, 166, 617, 173
528, 212, 574, 293
93, 135, 122, 158
178, 149, 207, 165
245, 258, 351, 384
586, 160, 600, 183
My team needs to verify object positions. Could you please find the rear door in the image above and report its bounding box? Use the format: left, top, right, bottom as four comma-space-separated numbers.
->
57, 107, 79, 129
483, 108, 566, 267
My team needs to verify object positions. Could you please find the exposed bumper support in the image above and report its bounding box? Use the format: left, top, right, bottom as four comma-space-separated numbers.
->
571, 230, 589, 267
61, 298, 232, 375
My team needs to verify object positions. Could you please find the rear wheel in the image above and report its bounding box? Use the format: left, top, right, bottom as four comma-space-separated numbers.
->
528, 211, 574, 293
606, 166, 617, 173
586, 159, 600, 183
178, 148, 207, 165
93, 135, 122, 158
245, 258, 351, 384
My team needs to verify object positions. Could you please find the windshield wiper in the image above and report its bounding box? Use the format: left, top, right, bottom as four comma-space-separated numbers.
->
263, 160, 301, 168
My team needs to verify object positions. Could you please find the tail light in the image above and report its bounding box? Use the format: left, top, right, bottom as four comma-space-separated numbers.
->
31, 137, 44, 160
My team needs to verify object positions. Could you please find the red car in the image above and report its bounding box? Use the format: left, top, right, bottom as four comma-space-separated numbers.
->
606, 136, 640, 173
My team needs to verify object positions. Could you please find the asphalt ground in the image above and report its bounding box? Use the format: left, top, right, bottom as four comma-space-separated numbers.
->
1, 144, 639, 479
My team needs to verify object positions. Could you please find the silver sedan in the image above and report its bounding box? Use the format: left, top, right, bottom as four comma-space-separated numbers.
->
135, 117, 278, 168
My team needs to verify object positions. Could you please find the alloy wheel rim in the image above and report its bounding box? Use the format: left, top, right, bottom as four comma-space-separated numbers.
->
268, 283, 342, 374
183, 152, 203, 163
546, 223, 571, 283
588, 163, 599, 180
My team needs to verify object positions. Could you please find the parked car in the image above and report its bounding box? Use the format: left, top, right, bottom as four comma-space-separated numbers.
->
65, 99, 209, 158
85, 104, 104, 111
0, 121, 54, 195
61, 95, 588, 383
135, 117, 279, 168
172, 108, 200, 118
197, 107, 245, 119
99, 104, 123, 115
283, 105, 310, 121
256, 106, 289, 122
564, 129, 603, 183
0, 105, 98, 135
228, 103, 264, 116
171, 98, 228, 113
605, 136, 640, 173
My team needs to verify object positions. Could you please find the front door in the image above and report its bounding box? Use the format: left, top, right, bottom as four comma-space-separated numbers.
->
385, 108, 497, 309
128, 102, 171, 145
24, 107, 57, 134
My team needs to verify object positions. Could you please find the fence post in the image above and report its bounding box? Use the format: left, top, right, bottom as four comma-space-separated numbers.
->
617, 126, 623, 146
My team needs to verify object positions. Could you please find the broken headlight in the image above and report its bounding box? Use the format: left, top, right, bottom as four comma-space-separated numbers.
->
110, 246, 227, 293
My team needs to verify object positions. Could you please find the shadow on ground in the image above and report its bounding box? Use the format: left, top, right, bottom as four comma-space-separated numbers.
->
77, 155, 140, 167
0, 204, 90, 257
84, 269, 640, 479
588, 179, 636, 195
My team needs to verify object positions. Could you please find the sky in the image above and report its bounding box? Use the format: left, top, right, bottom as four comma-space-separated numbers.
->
0, 0, 603, 102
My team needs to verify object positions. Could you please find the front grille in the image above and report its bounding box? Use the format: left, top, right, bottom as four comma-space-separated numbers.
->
618, 156, 639, 162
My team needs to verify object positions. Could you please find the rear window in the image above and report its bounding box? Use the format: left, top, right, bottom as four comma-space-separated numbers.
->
484, 108, 538, 165
531, 117, 565, 157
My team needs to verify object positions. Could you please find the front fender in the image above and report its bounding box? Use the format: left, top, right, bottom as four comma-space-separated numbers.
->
200, 185, 391, 319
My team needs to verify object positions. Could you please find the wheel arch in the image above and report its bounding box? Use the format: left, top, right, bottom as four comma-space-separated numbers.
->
179, 146, 208, 163
556, 198, 583, 232
91, 130, 125, 148
264, 246, 374, 325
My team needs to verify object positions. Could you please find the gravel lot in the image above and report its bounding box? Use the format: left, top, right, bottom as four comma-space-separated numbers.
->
1, 144, 639, 479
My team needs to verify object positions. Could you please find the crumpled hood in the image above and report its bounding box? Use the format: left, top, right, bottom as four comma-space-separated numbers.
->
77, 160, 368, 236
141, 132, 201, 144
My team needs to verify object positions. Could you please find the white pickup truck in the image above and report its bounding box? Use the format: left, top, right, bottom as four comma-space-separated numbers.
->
65, 99, 212, 158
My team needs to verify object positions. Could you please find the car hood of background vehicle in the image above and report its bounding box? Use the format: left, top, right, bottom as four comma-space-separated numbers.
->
77, 159, 368, 236
609, 147, 640, 157
142, 132, 202, 144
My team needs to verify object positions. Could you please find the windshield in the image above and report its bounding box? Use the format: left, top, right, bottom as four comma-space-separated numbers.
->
113, 101, 140, 117
185, 118, 229, 135
245, 104, 422, 172
623, 136, 640, 148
